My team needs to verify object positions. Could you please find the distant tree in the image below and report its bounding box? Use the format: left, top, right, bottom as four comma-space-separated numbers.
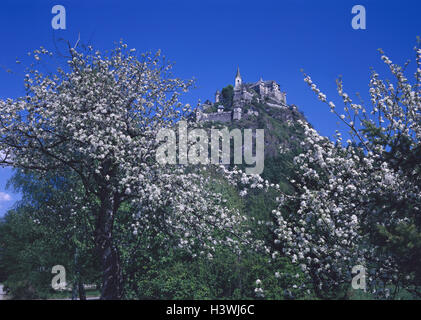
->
221, 85, 234, 108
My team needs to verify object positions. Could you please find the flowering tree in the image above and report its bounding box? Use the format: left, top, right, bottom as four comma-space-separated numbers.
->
0, 42, 250, 299
274, 44, 421, 298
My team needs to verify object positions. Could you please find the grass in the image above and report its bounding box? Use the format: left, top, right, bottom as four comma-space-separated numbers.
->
47, 289, 101, 300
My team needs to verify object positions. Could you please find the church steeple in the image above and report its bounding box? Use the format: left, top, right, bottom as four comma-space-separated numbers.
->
234, 66, 242, 90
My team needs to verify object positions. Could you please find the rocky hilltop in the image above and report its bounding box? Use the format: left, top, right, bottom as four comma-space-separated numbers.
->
195, 68, 307, 183
196, 67, 296, 123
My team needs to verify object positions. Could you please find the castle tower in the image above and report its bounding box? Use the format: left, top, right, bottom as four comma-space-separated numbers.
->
233, 67, 243, 108
234, 67, 242, 90
215, 90, 221, 103
233, 67, 242, 119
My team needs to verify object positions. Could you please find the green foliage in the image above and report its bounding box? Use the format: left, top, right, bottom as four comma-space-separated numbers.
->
0, 209, 71, 299
123, 245, 310, 300
361, 118, 421, 296
0, 170, 101, 299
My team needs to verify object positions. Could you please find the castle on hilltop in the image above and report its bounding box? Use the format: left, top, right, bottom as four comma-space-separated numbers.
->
196, 67, 288, 123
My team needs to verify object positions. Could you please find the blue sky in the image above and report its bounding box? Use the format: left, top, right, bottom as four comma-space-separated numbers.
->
0, 0, 420, 216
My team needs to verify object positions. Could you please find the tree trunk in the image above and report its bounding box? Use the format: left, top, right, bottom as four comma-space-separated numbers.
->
71, 282, 78, 300
73, 248, 87, 300
78, 281, 86, 300
97, 191, 122, 300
